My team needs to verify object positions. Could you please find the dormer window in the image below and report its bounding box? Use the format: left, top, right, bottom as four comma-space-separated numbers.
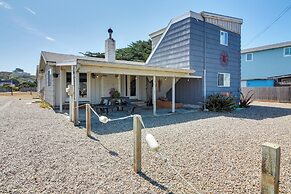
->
220, 31, 228, 46
284, 47, 291, 57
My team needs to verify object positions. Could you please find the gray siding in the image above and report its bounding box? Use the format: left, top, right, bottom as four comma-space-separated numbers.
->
147, 18, 191, 69
203, 22, 241, 99
148, 16, 241, 103
167, 78, 203, 104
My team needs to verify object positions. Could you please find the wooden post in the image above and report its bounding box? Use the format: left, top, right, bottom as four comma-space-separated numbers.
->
86, 104, 91, 136
261, 142, 281, 194
133, 115, 142, 173
73, 101, 77, 126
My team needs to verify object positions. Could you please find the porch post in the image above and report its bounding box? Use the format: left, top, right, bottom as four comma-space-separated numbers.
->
59, 68, 63, 112
153, 75, 157, 116
172, 77, 175, 113
87, 72, 91, 102
100, 76, 104, 97
70, 65, 74, 122
118, 74, 121, 94
74, 67, 79, 124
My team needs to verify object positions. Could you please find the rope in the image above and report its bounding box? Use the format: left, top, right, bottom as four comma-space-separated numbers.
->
158, 152, 202, 194
74, 104, 86, 109
86, 104, 199, 193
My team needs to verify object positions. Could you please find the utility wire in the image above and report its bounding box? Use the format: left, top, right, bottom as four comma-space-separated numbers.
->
244, 3, 291, 48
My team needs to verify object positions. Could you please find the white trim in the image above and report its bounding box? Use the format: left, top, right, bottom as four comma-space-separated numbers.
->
220, 30, 228, 46
245, 53, 253, 61
283, 47, 291, 57
217, 73, 230, 87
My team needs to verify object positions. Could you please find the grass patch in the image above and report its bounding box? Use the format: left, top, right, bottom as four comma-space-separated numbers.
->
39, 100, 52, 109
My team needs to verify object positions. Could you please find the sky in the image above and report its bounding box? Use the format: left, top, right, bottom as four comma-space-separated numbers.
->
0, 0, 291, 75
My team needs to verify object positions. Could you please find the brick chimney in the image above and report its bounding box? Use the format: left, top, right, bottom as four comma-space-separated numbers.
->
105, 28, 116, 62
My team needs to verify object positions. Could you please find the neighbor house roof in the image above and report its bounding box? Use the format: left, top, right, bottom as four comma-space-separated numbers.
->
241, 41, 291, 54
268, 74, 291, 79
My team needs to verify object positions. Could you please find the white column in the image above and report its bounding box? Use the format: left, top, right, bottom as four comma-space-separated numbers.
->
59, 68, 63, 112
87, 72, 91, 102
118, 75, 121, 94
100, 76, 104, 97
70, 66, 74, 121
75, 68, 79, 123
153, 76, 157, 116
172, 77, 176, 113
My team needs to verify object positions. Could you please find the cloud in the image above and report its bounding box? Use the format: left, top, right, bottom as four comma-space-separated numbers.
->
24, 7, 36, 15
11, 17, 56, 42
45, 36, 56, 42
0, 0, 12, 9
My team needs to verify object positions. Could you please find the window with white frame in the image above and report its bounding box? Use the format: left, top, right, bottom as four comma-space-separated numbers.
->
47, 69, 52, 86
220, 31, 228, 46
284, 47, 291, 57
246, 53, 253, 61
217, 73, 230, 87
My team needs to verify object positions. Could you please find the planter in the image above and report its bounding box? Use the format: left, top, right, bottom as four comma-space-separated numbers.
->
157, 99, 183, 109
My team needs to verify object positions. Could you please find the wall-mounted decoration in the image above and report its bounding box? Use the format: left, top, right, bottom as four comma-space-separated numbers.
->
53, 73, 59, 78
220, 51, 229, 66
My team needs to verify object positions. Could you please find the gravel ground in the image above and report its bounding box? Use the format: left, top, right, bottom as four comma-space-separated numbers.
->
0, 96, 290, 193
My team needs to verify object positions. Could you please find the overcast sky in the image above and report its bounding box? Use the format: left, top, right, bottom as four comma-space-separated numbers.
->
0, 0, 291, 74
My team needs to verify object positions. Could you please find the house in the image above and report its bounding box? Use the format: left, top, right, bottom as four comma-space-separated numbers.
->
269, 74, 291, 86
37, 11, 242, 121
0, 79, 15, 87
241, 41, 291, 82
241, 78, 274, 88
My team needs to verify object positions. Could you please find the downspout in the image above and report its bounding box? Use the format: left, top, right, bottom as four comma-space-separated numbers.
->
202, 15, 207, 109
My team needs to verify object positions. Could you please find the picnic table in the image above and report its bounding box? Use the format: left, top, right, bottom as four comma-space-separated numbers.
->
93, 96, 136, 115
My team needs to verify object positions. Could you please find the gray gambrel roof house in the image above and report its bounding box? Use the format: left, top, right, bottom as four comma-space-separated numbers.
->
37, 11, 242, 120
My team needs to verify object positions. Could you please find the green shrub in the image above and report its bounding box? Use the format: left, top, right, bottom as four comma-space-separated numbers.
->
239, 91, 254, 108
205, 93, 235, 112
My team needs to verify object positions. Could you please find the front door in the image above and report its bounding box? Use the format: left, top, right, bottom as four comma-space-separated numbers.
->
126, 75, 138, 99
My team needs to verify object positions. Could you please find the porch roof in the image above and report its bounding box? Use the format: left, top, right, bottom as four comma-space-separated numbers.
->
43, 51, 200, 78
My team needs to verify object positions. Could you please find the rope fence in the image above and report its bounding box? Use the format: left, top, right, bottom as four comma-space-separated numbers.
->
72, 103, 283, 194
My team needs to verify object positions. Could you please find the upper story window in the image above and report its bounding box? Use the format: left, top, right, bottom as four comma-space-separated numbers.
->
246, 53, 253, 61
217, 73, 230, 87
47, 69, 52, 86
220, 31, 228, 46
284, 47, 291, 57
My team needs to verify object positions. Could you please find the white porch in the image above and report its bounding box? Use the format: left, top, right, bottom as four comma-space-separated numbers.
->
55, 59, 200, 122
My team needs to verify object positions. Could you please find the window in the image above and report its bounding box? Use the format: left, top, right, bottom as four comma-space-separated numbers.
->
47, 69, 52, 86
220, 31, 228, 46
246, 53, 253, 61
284, 47, 291, 57
218, 73, 230, 87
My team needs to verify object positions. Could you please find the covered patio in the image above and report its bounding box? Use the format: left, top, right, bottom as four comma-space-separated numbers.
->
56, 58, 201, 123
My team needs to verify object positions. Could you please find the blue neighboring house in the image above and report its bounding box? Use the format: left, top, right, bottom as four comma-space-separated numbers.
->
241, 41, 291, 87
147, 11, 243, 103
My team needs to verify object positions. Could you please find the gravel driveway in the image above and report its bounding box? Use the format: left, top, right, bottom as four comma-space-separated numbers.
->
0, 96, 290, 193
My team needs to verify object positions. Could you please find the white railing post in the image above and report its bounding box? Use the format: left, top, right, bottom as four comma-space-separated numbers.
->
133, 115, 142, 173
261, 142, 281, 194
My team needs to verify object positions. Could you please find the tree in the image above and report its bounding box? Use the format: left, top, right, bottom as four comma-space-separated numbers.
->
19, 81, 37, 94
81, 39, 152, 62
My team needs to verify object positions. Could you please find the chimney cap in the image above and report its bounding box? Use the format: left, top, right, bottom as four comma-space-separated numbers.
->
108, 28, 113, 39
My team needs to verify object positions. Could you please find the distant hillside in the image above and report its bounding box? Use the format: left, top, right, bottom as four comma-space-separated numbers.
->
0, 69, 36, 84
